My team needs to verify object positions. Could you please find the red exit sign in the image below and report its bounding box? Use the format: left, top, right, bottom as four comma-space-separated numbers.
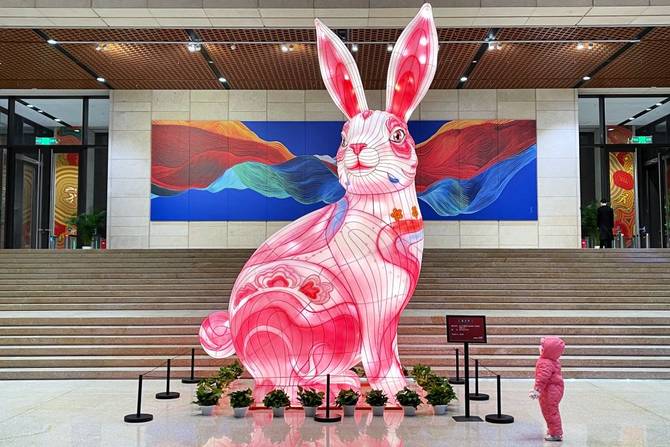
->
446, 315, 487, 344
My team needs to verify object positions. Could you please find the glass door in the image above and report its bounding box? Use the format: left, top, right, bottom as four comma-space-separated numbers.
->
10, 150, 43, 248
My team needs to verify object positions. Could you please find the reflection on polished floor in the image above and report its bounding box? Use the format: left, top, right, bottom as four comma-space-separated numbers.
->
0, 378, 668, 447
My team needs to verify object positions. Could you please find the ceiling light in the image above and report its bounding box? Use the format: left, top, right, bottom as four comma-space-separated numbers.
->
472, 60, 477, 63
582, 75, 591, 81
460, 76, 468, 82
208, 60, 214, 64
74, 129, 80, 133
387, 43, 394, 52
496, 42, 503, 50
645, 108, 651, 111
587, 42, 594, 49
47, 39, 57, 45
27, 104, 34, 108
608, 128, 614, 131
187, 42, 201, 53
96, 77, 106, 83
656, 102, 662, 106
281, 44, 289, 53
488, 41, 495, 51
576, 41, 584, 50
218, 77, 226, 83
95, 43, 107, 52
54, 118, 62, 122
37, 109, 43, 113
351, 43, 358, 53
628, 117, 635, 121
230, 44, 236, 50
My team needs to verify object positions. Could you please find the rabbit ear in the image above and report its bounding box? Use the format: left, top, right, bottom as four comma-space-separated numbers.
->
385, 3, 438, 122
315, 18, 368, 119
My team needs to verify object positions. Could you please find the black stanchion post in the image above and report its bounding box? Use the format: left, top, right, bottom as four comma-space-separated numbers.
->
448, 348, 465, 385
314, 374, 341, 423
468, 360, 489, 401
453, 342, 482, 422
181, 348, 200, 384
156, 359, 180, 400
124, 375, 153, 423
485, 375, 514, 424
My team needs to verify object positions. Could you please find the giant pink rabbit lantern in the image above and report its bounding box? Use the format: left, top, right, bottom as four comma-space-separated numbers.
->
200, 3, 438, 403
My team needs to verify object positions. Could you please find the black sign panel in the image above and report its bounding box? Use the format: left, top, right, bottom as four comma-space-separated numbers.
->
446, 315, 487, 344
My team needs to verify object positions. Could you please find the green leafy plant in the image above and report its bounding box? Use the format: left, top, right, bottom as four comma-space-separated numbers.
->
335, 389, 360, 407
395, 387, 421, 408
229, 388, 254, 408
411, 364, 433, 385
297, 387, 324, 407
365, 389, 388, 407
193, 380, 222, 406
66, 210, 106, 246
216, 360, 244, 389
581, 201, 599, 245
425, 383, 457, 406
350, 366, 366, 377
262, 389, 290, 408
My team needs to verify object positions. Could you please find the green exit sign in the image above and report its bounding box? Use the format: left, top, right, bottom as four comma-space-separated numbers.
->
631, 135, 652, 144
35, 137, 58, 145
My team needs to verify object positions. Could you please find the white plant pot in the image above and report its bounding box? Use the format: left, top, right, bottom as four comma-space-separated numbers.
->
403, 406, 417, 417
200, 405, 215, 416
272, 407, 285, 418
233, 407, 248, 418
303, 406, 317, 417
342, 405, 356, 417
371, 406, 385, 417
433, 404, 447, 415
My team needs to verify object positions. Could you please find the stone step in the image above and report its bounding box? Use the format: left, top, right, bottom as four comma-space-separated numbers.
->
2, 333, 668, 346
1, 366, 669, 380
2, 343, 667, 358
1, 354, 668, 369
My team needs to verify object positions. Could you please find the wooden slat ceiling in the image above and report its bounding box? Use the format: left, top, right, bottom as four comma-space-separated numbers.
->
0, 26, 668, 90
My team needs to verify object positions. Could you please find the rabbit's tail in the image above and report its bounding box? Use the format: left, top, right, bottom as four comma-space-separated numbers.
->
199, 311, 235, 359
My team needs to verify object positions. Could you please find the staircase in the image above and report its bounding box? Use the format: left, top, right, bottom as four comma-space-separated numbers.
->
1, 249, 669, 380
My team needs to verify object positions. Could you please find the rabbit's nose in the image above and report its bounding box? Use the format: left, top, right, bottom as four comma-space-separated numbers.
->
349, 143, 367, 155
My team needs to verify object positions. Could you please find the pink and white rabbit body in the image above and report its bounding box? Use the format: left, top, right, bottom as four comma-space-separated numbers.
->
199, 4, 439, 403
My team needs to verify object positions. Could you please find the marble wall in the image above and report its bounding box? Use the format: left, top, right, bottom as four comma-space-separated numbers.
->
108, 88, 580, 249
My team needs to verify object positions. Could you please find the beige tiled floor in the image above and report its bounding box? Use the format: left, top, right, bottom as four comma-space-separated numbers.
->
0, 379, 668, 447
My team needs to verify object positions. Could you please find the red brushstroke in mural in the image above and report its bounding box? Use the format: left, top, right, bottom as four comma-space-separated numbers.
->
414, 119, 535, 192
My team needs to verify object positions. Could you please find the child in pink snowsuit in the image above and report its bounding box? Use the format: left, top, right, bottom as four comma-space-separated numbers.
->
529, 336, 565, 442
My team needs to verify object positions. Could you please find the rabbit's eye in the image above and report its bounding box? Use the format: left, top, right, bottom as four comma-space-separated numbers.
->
340, 133, 347, 148
390, 128, 406, 144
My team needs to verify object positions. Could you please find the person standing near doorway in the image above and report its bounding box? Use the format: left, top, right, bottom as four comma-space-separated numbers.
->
597, 199, 615, 248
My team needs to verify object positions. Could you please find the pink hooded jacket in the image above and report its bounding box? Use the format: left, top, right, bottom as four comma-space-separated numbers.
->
534, 336, 565, 437
534, 336, 565, 395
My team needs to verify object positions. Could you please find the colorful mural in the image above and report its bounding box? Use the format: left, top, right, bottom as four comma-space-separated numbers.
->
151, 118, 537, 221
53, 153, 79, 248
609, 151, 636, 244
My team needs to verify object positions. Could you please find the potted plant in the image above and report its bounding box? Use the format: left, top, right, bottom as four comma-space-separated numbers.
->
193, 380, 222, 416
335, 389, 359, 417
229, 388, 254, 418
216, 360, 244, 389
66, 210, 106, 249
425, 382, 456, 416
395, 387, 421, 417
263, 389, 290, 418
297, 386, 324, 417
580, 201, 599, 248
411, 364, 433, 388
365, 389, 388, 417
